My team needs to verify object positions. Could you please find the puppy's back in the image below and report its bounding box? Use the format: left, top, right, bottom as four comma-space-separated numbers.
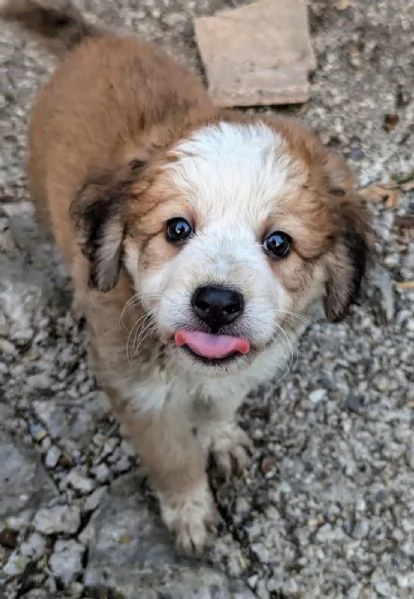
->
1, 0, 216, 263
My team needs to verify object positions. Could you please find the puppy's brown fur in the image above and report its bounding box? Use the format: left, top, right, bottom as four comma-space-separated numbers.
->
1, 0, 371, 554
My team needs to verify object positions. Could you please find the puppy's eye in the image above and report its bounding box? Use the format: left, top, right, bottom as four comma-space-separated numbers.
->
166, 218, 193, 243
263, 231, 292, 259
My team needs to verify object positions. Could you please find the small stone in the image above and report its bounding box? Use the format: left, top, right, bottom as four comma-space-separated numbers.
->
120, 439, 135, 457
0, 312, 9, 336
59, 452, 74, 467
34, 504, 81, 535
406, 444, 414, 469
348, 147, 365, 161
84, 487, 107, 512
256, 578, 270, 599
355, 497, 366, 512
3, 551, 29, 576
347, 585, 363, 599
101, 438, 118, 458
77, 518, 96, 547
373, 580, 392, 597
6, 510, 32, 531
0, 361, 8, 375
0, 338, 16, 355
45, 445, 62, 469
309, 388, 327, 404
345, 394, 362, 413
41, 436, 52, 452
283, 578, 300, 595
385, 257, 402, 276
397, 572, 414, 588
0, 528, 19, 549
375, 376, 389, 392
235, 497, 251, 517
251, 542, 273, 564
49, 539, 85, 586
20, 532, 46, 560
28, 423, 48, 442
352, 520, 369, 539
111, 453, 131, 474
68, 582, 84, 598
307, 514, 325, 528
260, 455, 277, 476
44, 575, 58, 594
91, 462, 110, 483
66, 469, 95, 494
27, 373, 53, 390
12, 328, 34, 345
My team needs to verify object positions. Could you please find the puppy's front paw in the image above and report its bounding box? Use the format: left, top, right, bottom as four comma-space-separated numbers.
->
198, 422, 253, 480
159, 483, 219, 555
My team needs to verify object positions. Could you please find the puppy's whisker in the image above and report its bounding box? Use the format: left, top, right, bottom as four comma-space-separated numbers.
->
126, 312, 153, 363
126, 320, 143, 364
131, 311, 158, 353
120, 293, 152, 328
132, 312, 153, 341
130, 290, 164, 301
268, 330, 290, 381
120, 297, 142, 332
133, 329, 158, 358
120, 291, 164, 332
274, 309, 312, 328
133, 317, 158, 357
270, 322, 296, 384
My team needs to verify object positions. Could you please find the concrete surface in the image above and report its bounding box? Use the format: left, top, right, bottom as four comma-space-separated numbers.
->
0, 1, 413, 598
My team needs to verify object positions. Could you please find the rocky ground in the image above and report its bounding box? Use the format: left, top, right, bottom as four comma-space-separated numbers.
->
1, 1, 413, 598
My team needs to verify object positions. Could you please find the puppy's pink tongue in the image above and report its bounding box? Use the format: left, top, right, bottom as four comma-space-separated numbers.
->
175, 330, 250, 359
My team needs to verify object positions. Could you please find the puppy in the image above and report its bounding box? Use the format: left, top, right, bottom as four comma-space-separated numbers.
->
1, 0, 370, 554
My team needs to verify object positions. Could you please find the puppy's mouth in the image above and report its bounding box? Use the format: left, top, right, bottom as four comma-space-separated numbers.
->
174, 330, 250, 364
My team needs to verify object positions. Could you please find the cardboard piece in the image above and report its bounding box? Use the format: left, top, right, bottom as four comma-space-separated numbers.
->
194, 0, 316, 107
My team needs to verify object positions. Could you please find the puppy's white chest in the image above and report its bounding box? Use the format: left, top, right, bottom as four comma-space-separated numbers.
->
125, 336, 294, 415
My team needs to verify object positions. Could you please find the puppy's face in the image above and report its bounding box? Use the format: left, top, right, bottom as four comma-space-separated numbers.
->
73, 119, 369, 375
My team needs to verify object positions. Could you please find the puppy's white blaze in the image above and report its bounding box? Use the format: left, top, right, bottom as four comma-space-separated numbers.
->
169, 121, 302, 228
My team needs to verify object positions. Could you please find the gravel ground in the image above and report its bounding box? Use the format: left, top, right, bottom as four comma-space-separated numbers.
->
1, 1, 413, 598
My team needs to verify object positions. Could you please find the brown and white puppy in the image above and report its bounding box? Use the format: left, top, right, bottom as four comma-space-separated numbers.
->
1, 0, 370, 554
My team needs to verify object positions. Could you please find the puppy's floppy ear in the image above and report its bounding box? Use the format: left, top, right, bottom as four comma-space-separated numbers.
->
322, 151, 371, 322
70, 160, 145, 292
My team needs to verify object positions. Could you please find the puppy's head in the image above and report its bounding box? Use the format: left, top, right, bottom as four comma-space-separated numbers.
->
72, 119, 370, 375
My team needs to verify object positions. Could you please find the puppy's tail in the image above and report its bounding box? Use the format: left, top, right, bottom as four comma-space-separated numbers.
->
0, 0, 103, 57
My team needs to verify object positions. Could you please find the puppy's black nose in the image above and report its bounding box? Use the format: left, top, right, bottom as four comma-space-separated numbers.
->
192, 285, 244, 330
